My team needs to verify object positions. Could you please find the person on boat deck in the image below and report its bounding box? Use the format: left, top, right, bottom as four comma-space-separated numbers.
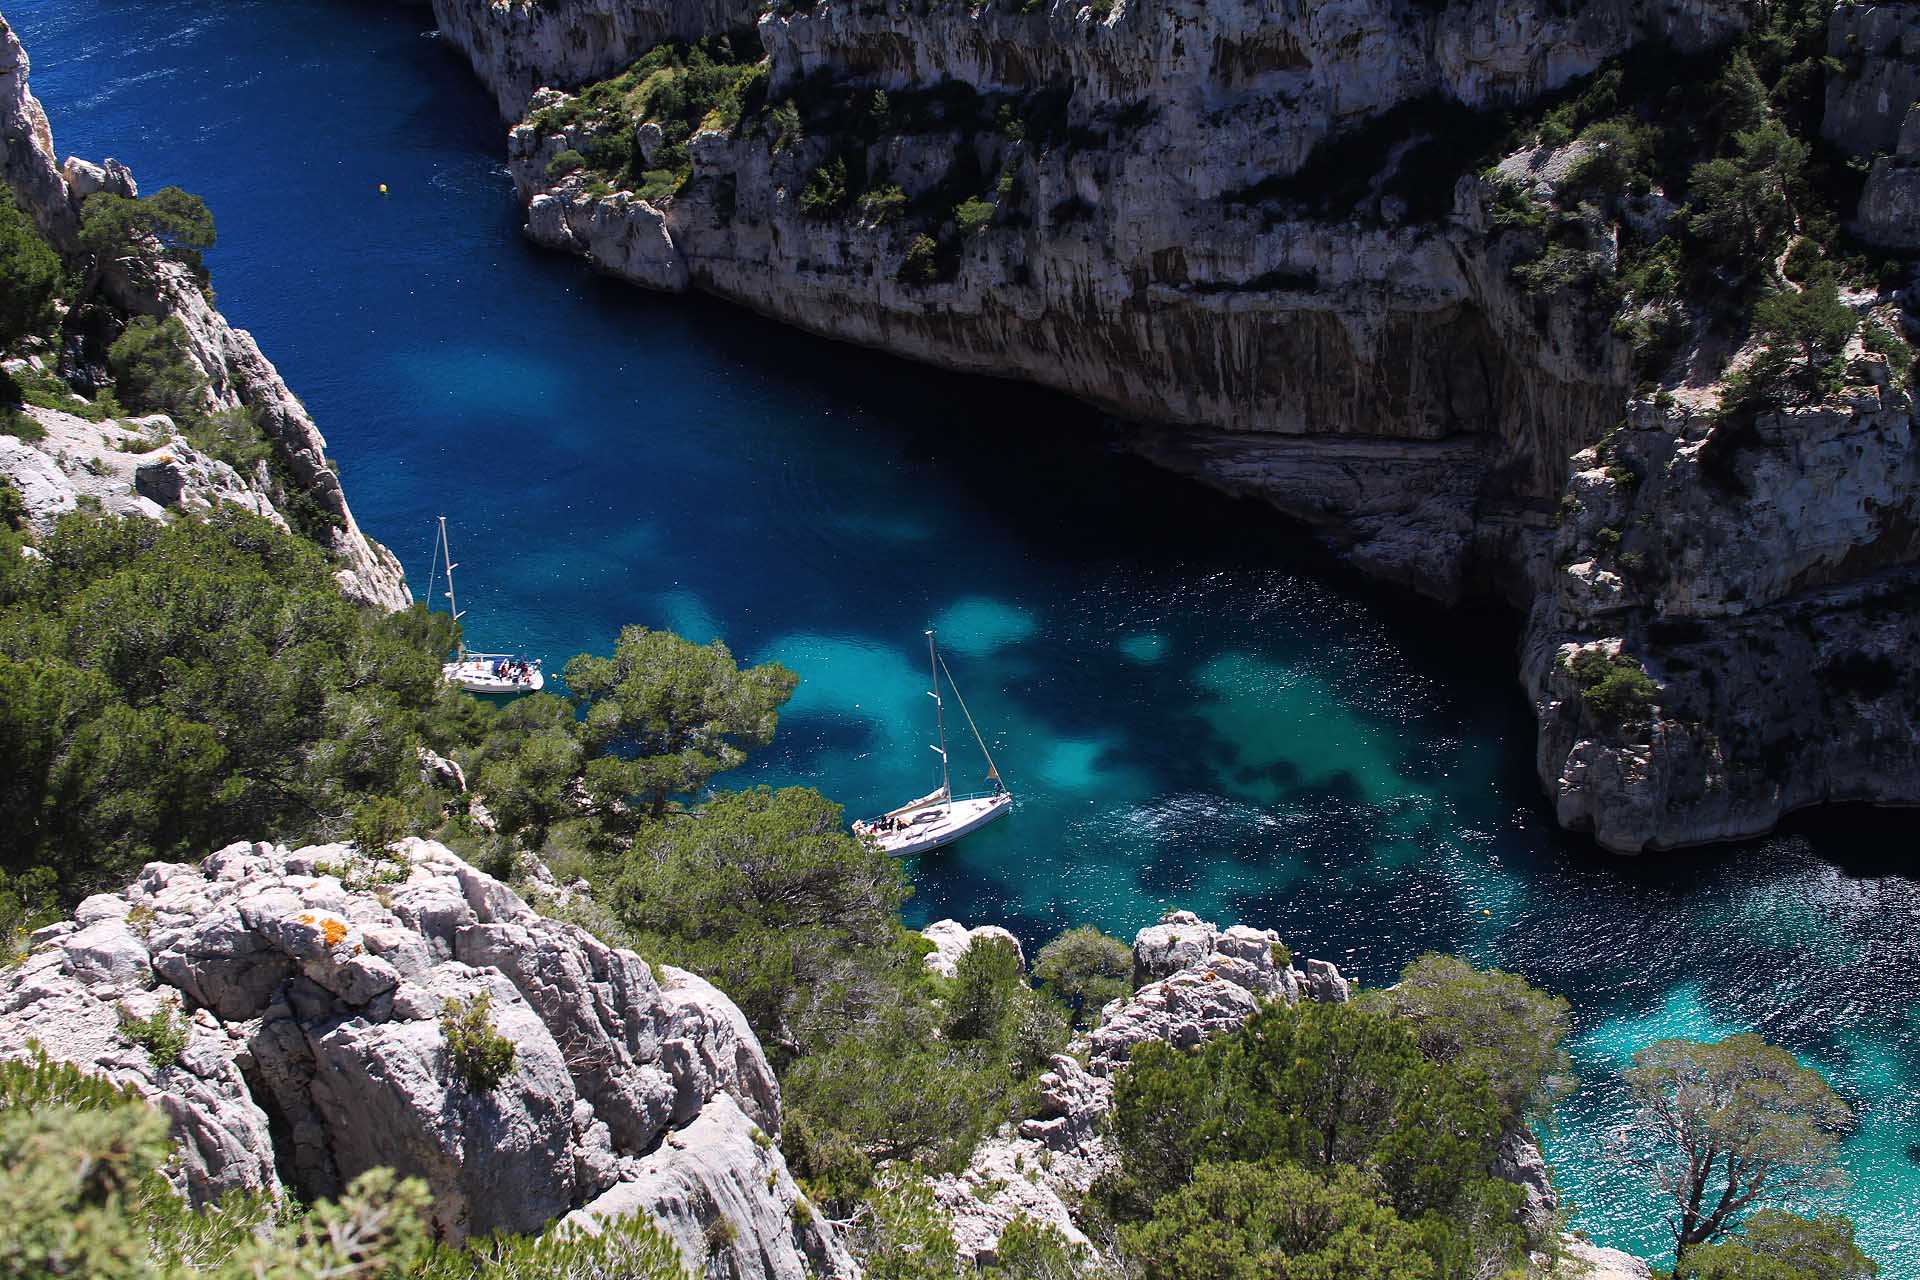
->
492, 658, 506, 679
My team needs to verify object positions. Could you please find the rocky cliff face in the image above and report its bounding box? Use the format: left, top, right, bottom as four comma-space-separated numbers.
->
427, 0, 1920, 853
0, 838, 851, 1279
0, 14, 410, 610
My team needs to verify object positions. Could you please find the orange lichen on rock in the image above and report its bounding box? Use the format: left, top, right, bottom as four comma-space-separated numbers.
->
319, 917, 349, 947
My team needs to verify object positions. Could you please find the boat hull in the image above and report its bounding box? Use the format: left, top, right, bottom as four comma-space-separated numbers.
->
857, 792, 1012, 856
443, 659, 543, 695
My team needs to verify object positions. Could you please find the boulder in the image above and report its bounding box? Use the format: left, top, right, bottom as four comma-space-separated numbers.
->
920, 919, 1026, 977
0, 839, 840, 1274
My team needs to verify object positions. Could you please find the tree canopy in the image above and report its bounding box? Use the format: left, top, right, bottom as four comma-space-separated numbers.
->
1675, 1210, 1879, 1280
1621, 1035, 1851, 1258
564, 625, 797, 820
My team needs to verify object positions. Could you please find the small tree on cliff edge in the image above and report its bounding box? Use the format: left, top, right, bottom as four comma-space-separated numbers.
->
1619, 1035, 1850, 1261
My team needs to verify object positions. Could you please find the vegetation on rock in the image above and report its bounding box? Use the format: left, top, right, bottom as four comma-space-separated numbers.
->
0, 1048, 688, 1278
440, 992, 518, 1093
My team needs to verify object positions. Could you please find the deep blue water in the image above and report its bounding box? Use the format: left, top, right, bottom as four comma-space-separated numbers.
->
12, 0, 1920, 1267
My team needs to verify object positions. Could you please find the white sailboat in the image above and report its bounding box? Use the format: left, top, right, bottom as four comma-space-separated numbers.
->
854, 631, 1011, 855
428, 516, 544, 695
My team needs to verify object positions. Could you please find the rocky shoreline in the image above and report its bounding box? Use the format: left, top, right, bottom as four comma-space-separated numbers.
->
0, 14, 409, 610
414, 0, 1920, 854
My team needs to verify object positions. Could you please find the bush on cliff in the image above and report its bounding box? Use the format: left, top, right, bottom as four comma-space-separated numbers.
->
106, 316, 209, 421
1033, 924, 1133, 1028
0, 191, 61, 351
0, 1046, 689, 1279
1100, 953, 1575, 1278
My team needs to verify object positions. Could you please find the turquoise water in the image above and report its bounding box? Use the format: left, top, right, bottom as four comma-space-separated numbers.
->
13, 0, 1920, 1268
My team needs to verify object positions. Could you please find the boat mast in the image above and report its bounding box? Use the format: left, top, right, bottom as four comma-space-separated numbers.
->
937, 650, 1004, 792
928, 630, 951, 801
439, 516, 466, 659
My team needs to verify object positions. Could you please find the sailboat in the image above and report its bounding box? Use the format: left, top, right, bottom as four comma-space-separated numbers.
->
853, 631, 1012, 855
428, 516, 545, 695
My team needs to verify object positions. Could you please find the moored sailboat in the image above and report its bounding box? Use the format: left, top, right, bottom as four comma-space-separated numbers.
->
428, 516, 544, 695
854, 631, 1011, 855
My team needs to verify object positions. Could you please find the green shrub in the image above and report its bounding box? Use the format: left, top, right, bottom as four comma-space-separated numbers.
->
106, 315, 208, 421
899, 234, 942, 285
954, 196, 995, 235
118, 1002, 190, 1068
1782, 237, 1824, 284
441, 992, 517, 1092
1567, 649, 1660, 727
545, 148, 588, 178
799, 157, 849, 216
1861, 321, 1914, 388
349, 794, 412, 855
1034, 925, 1133, 1028
0, 191, 61, 350
856, 184, 907, 224
78, 187, 217, 284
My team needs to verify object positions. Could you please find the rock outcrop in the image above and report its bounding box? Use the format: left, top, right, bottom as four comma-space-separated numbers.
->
0, 839, 851, 1279
931, 910, 1368, 1264
919, 918, 1025, 977
0, 13, 409, 610
1524, 385, 1920, 851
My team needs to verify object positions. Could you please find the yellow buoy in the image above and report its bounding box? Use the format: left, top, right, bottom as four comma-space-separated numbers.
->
379, 183, 388, 194
1482, 909, 1493, 917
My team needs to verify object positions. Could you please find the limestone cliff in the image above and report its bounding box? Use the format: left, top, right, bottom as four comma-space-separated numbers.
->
428, 0, 1920, 853
0, 14, 410, 610
0, 838, 851, 1280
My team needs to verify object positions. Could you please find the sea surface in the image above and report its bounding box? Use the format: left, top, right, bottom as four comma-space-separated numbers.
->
12, 0, 1920, 1267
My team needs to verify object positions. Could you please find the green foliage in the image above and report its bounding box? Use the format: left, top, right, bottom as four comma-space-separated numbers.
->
1622, 1035, 1851, 1255
0, 1043, 139, 1112
1861, 320, 1914, 389
564, 624, 797, 821
1684, 123, 1807, 267
440, 991, 517, 1092
982, 1215, 1105, 1280
1120, 1161, 1439, 1280
0, 479, 24, 535
857, 184, 908, 224
546, 149, 588, 178
1101, 968, 1565, 1277
1749, 272, 1857, 398
0, 1048, 685, 1278
0, 190, 61, 350
1675, 1210, 1879, 1280
800, 156, 850, 217
0, 511, 467, 898
529, 39, 764, 196
1033, 925, 1132, 1028
1376, 952, 1574, 1128
899, 234, 942, 285
770, 99, 804, 153
78, 187, 217, 283
854, 1180, 962, 1280
348, 794, 413, 856
107, 316, 209, 421
954, 196, 995, 235
1566, 648, 1659, 727
118, 1003, 189, 1069
607, 784, 907, 1049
